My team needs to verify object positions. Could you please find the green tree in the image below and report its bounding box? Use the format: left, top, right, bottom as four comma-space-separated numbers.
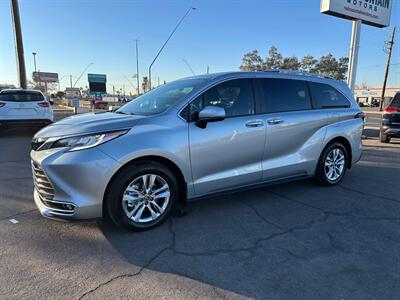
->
264, 46, 283, 69
300, 55, 318, 73
335, 57, 349, 81
281, 56, 300, 70
313, 54, 348, 80
239, 50, 265, 71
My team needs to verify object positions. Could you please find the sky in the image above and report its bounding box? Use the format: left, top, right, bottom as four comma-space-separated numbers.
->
0, 0, 399, 94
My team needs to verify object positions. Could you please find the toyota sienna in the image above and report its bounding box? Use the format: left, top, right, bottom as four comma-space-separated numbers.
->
31, 71, 363, 230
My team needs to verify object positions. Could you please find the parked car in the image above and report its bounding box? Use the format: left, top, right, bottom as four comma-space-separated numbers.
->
370, 99, 379, 107
31, 71, 364, 230
380, 92, 400, 143
0, 89, 53, 130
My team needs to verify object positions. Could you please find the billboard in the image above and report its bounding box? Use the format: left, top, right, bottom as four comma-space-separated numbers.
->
320, 0, 393, 28
33, 72, 59, 83
88, 74, 107, 94
65, 87, 81, 98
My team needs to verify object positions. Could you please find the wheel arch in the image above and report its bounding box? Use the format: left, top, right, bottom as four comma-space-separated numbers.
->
323, 136, 353, 169
103, 155, 188, 217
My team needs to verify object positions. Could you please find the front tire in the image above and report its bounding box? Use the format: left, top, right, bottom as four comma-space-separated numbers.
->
380, 131, 390, 143
105, 161, 179, 230
315, 143, 348, 186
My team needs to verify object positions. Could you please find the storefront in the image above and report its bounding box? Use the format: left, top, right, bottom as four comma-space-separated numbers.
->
354, 88, 399, 106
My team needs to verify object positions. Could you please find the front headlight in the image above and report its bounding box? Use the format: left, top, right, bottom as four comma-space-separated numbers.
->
45, 130, 128, 152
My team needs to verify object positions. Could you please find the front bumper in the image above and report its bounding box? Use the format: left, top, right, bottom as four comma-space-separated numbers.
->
31, 146, 121, 221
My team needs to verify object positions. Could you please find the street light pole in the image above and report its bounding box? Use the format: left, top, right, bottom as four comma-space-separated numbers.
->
182, 58, 195, 75
73, 62, 93, 88
135, 39, 140, 96
32, 52, 37, 73
10, 0, 27, 89
148, 6, 196, 90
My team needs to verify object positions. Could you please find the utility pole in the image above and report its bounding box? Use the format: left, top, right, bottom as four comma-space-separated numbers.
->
70, 75, 73, 88
135, 39, 140, 96
379, 26, 396, 111
10, 0, 27, 89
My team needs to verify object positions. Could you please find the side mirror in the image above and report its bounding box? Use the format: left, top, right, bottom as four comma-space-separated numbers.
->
196, 106, 226, 128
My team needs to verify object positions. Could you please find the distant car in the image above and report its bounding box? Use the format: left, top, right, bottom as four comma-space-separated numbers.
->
94, 100, 108, 109
0, 89, 53, 130
380, 92, 400, 143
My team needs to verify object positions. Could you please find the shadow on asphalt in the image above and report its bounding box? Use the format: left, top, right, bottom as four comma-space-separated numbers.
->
363, 128, 379, 138
98, 147, 400, 298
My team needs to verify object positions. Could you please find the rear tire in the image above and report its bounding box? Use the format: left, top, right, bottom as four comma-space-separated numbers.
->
315, 142, 348, 186
380, 131, 390, 143
105, 161, 179, 231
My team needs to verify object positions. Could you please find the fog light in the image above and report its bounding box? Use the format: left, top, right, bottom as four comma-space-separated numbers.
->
62, 204, 74, 210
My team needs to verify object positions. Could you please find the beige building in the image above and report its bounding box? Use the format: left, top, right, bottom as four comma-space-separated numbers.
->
354, 87, 399, 106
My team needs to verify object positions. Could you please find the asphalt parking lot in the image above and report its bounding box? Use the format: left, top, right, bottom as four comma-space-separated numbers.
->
1, 113, 400, 299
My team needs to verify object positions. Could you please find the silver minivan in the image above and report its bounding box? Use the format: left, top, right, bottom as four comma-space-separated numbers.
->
31, 71, 364, 230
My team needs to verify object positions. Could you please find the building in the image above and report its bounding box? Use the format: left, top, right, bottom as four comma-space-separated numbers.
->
354, 87, 399, 106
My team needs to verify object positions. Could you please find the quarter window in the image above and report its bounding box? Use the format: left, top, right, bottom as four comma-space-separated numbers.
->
258, 79, 312, 113
308, 82, 350, 109
189, 79, 255, 121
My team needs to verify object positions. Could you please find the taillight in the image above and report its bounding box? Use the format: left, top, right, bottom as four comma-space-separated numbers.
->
38, 102, 49, 108
0, 102, 5, 108
384, 106, 400, 113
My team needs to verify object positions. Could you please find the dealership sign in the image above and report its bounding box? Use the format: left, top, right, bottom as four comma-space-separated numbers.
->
88, 73, 107, 95
321, 0, 393, 28
32, 72, 59, 83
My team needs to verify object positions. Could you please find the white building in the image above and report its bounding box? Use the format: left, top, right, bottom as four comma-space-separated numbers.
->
354, 87, 399, 106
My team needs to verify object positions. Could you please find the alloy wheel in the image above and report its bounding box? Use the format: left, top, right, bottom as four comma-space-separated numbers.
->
122, 174, 170, 224
324, 148, 345, 182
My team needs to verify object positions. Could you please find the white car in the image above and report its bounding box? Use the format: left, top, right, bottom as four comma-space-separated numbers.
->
0, 89, 53, 130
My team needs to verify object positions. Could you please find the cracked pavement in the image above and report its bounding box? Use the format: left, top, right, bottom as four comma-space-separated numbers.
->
1, 127, 399, 299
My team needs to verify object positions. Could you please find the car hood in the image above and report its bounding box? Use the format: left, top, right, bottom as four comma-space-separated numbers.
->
35, 112, 145, 138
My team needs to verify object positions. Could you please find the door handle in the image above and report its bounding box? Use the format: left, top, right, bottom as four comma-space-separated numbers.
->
245, 120, 264, 128
267, 118, 284, 125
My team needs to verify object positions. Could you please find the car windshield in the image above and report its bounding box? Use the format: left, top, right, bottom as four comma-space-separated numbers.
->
117, 78, 207, 115
0, 90, 44, 102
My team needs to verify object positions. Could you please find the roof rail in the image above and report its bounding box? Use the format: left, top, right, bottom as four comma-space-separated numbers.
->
263, 69, 334, 80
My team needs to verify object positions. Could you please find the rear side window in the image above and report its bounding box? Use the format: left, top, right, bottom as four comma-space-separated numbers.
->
308, 82, 350, 109
258, 78, 312, 113
0, 90, 44, 102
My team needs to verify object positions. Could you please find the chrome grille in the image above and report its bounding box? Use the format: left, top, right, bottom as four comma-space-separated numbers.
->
32, 161, 55, 201
31, 161, 75, 215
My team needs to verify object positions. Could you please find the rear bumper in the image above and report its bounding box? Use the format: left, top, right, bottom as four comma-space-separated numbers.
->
0, 119, 52, 129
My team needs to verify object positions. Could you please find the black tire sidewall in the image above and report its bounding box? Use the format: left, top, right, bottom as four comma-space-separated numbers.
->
106, 162, 179, 230
316, 143, 348, 186
380, 131, 390, 143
